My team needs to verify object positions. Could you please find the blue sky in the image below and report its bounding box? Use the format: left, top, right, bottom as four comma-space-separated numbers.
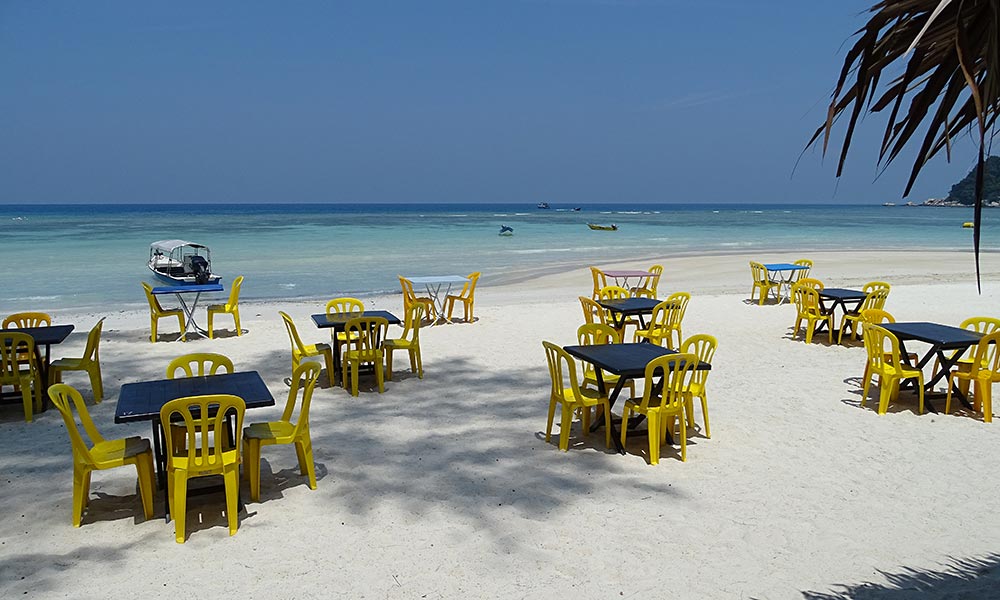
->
0, 1, 981, 204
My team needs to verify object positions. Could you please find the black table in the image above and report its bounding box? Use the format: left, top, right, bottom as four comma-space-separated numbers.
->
597, 298, 663, 331
881, 322, 983, 410
563, 343, 711, 454
116, 371, 275, 491
312, 311, 401, 381
816, 288, 867, 339
2, 324, 75, 409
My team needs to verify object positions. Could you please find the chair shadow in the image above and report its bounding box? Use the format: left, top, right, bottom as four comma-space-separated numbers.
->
79, 489, 155, 527
206, 328, 246, 339
250, 458, 329, 504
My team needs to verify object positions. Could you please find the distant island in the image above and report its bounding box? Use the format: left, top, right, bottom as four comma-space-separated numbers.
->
919, 155, 1000, 207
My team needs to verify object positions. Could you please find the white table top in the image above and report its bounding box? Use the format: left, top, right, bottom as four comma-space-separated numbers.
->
406, 275, 470, 285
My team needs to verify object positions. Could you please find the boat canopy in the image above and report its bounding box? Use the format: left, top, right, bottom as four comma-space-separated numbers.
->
150, 240, 209, 253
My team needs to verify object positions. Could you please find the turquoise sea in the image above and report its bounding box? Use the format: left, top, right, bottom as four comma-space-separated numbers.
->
1, 203, 995, 312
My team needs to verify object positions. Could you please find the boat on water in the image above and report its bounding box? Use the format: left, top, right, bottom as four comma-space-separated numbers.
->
537, 202, 550, 209
499, 225, 514, 236
882, 202, 895, 207
148, 240, 221, 285
573, 207, 581, 211
587, 223, 618, 231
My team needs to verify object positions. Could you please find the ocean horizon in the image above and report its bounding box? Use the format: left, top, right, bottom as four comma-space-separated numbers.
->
2, 202, 994, 312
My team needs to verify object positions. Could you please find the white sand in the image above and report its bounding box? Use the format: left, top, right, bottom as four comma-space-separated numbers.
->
3, 250, 1000, 598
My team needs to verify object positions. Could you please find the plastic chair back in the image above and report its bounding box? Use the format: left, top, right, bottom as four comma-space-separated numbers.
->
161, 394, 245, 473
3, 312, 52, 329
0, 331, 36, 383
283, 362, 322, 436
590, 267, 607, 300
792, 259, 813, 282
796, 277, 824, 291
859, 308, 895, 326
579, 296, 607, 325
167, 353, 234, 379
326, 297, 364, 317
863, 281, 890, 294
542, 341, 583, 404
863, 325, 907, 376
48, 383, 104, 466
399, 303, 425, 345
141, 282, 168, 313
636, 353, 699, 412
577, 323, 621, 346
280, 311, 308, 354
749, 262, 770, 284
664, 292, 691, 329
959, 316, 1000, 335
224, 276, 244, 310
681, 334, 717, 388
598, 285, 630, 301
345, 316, 389, 359
792, 284, 822, 315
458, 272, 481, 300
859, 287, 890, 313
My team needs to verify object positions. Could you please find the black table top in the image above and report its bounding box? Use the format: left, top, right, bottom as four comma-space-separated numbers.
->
311, 310, 401, 330
882, 322, 983, 349
597, 298, 664, 315
3, 324, 75, 346
115, 371, 275, 423
563, 343, 711, 378
818, 288, 867, 301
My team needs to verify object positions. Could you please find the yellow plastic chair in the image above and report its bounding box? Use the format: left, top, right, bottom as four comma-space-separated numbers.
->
0, 331, 42, 422
932, 317, 1000, 385
633, 292, 691, 350
839, 284, 890, 343
325, 297, 365, 355
579, 296, 608, 326
280, 311, 335, 387
445, 272, 481, 323
796, 277, 825, 291
541, 340, 611, 451
141, 282, 185, 342
166, 352, 234, 379
385, 303, 425, 380
861, 324, 924, 415
2, 312, 52, 329
680, 334, 718, 438
621, 353, 699, 464
598, 285, 639, 337
858, 308, 915, 385
590, 266, 608, 300
749, 262, 778, 305
342, 316, 389, 397
631, 264, 663, 298
161, 394, 245, 543
244, 362, 321, 502
946, 331, 1000, 422
207, 275, 244, 339
791, 283, 833, 344
792, 259, 813, 282
577, 323, 634, 404
50, 318, 105, 403
399, 276, 436, 322
48, 383, 154, 527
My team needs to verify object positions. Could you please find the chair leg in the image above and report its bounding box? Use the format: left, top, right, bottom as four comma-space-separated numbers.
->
620, 406, 632, 449
245, 438, 261, 502
323, 349, 335, 388
979, 380, 992, 423
878, 377, 894, 414
647, 412, 659, 465
207, 311, 215, 339
545, 399, 557, 443
233, 309, 242, 336
558, 404, 572, 451
222, 465, 240, 536
135, 453, 154, 520
21, 380, 33, 423
385, 348, 394, 381
945, 374, 956, 415
296, 435, 317, 489
176, 314, 186, 342
700, 394, 711, 438
171, 472, 188, 543
350, 362, 359, 397
917, 374, 925, 415
375, 355, 385, 393
71, 463, 90, 527
445, 297, 455, 320
89, 364, 104, 403
678, 413, 687, 461
150, 317, 157, 343
414, 346, 423, 378
601, 402, 611, 449
804, 318, 814, 344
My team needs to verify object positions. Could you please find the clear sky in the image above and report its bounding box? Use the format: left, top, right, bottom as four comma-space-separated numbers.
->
0, 1, 981, 205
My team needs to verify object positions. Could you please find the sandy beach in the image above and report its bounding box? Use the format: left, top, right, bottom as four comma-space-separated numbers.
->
3, 249, 1000, 599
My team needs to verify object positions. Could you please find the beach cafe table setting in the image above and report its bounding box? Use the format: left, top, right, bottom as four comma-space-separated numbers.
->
562, 343, 711, 454
151, 283, 224, 340
816, 288, 868, 339
311, 310, 401, 381
597, 297, 663, 330
115, 370, 275, 518
1, 324, 75, 408
762, 263, 810, 303
602, 269, 654, 293
881, 321, 983, 411
404, 275, 469, 324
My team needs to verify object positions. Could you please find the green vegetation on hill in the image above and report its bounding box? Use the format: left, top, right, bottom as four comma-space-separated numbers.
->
946, 156, 1000, 206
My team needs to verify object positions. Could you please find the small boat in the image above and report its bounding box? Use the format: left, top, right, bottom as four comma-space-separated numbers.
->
499, 225, 514, 236
587, 223, 618, 231
573, 207, 582, 211
536, 202, 550, 209
963, 222, 975, 228
148, 240, 221, 285
882, 202, 895, 207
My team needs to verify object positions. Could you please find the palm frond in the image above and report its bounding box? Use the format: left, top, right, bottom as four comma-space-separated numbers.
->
809, 0, 1000, 288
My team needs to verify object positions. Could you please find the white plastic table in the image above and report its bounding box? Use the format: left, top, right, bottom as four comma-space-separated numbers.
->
602, 269, 654, 295
405, 275, 470, 324
151, 283, 224, 340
